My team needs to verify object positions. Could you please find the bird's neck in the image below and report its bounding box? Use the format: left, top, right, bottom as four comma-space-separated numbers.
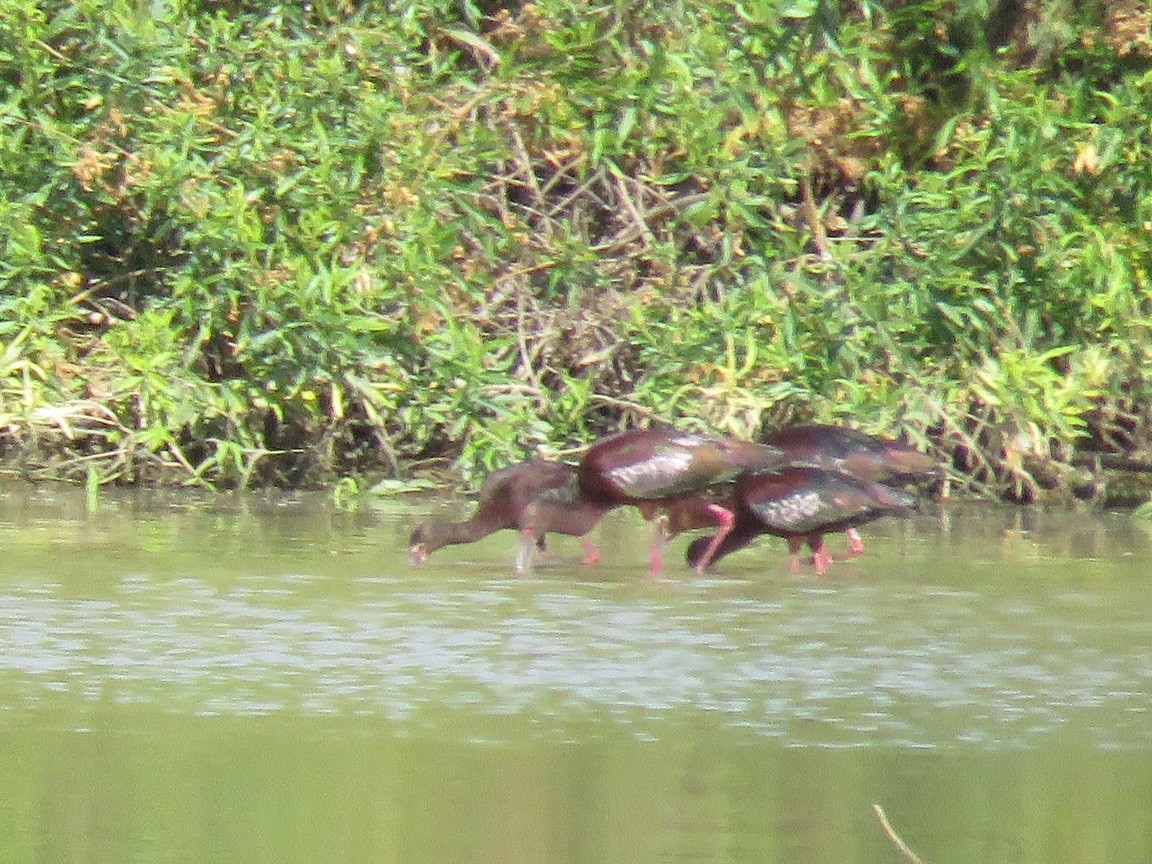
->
425, 516, 494, 550
714, 503, 768, 556
715, 524, 758, 559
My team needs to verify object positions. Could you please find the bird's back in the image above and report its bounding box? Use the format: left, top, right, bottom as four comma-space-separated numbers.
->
739, 466, 915, 536
476, 459, 576, 528
580, 427, 784, 502
524, 475, 611, 538
764, 423, 936, 484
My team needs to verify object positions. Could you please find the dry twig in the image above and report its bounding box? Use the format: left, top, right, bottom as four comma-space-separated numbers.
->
872, 803, 927, 864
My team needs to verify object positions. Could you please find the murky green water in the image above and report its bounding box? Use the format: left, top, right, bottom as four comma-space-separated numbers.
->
1, 484, 1151, 863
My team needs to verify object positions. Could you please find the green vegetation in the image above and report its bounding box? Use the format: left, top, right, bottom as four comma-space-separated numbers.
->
1, 0, 1150, 502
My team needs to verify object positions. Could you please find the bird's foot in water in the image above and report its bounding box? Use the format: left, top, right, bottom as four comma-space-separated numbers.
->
578, 538, 600, 566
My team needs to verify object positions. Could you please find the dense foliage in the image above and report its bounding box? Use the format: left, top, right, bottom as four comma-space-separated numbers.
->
0, 0, 1150, 501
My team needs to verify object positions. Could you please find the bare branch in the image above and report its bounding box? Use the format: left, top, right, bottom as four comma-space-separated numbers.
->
872, 804, 927, 864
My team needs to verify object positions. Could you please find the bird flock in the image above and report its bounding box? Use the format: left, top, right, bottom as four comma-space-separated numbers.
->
408, 423, 938, 577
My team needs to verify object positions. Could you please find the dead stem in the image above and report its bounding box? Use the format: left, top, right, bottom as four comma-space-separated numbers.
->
508, 125, 552, 236
872, 803, 927, 864
538, 155, 587, 199
800, 171, 832, 260
587, 393, 665, 423
592, 191, 709, 254
547, 166, 610, 218
514, 287, 545, 392
613, 173, 656, 250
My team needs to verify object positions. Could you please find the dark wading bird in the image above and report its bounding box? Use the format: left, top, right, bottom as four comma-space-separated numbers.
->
761, 423, 937, 556
514, 479, 614, 574
684, 466, 916, 576
408, 459, 603, 571
572, 426, 787, 575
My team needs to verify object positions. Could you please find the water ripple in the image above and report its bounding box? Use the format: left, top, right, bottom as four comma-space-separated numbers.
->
0, 574, 1149, 749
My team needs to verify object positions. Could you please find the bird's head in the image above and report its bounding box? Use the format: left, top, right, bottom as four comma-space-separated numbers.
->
408, 524, 432, 565
684, 535, 714, 570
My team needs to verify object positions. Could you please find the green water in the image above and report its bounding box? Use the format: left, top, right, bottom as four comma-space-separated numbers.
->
1, 485, 1151, 863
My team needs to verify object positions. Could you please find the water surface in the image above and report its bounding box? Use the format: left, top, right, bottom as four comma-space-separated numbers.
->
0, 485, 1150, 863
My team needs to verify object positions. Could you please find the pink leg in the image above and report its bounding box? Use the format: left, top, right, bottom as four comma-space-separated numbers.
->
811, 537, 832, 575
647, 517, 668, 574
533, 533, 550, 563
844, 527, 865, 557
689, 504, 735, 573
578, 537, 600, 566
786, 536, 803, 574
515, 527, 538, 574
